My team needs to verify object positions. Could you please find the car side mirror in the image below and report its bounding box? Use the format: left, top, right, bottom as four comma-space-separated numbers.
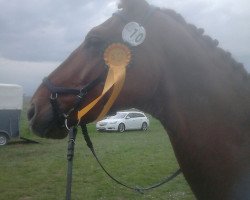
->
125, 116, 130, 119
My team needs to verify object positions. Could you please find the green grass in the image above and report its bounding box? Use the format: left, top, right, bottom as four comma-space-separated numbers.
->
0, 105, 195, 200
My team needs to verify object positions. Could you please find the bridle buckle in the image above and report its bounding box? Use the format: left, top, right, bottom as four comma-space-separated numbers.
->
50, 93, 58, 100
65, 118, 81, 131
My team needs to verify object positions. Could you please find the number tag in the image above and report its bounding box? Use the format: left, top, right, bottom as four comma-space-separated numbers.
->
122, 22, 146, 46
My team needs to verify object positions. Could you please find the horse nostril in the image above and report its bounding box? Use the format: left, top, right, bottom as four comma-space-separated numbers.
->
27, 103, 36, 121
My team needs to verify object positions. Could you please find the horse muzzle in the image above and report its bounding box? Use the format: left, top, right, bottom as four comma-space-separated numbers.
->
27, 102, 68, 139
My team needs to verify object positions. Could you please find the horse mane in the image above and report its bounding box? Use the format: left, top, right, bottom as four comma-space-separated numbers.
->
159, 8, 250, 83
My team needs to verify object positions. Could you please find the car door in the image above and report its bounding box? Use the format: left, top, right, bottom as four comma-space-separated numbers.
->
124, 113, 136, 130
134, 113, 144, 129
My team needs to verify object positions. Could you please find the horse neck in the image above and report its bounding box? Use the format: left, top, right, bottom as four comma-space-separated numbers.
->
147, 8, 250, 133
143, 38, 250, 199
158, 40, 250, 134
131, 8, 250, 198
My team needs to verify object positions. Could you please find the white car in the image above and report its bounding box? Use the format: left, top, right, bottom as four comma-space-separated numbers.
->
96, 111, 149, 132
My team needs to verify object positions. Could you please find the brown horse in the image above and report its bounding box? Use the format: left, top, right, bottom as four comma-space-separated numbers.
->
28, 0, 250, 199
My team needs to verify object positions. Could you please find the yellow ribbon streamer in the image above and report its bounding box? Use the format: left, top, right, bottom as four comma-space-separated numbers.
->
77, 43, 131, 121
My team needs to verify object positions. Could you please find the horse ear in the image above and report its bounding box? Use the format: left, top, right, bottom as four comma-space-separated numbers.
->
118, 0, 131, 9
118, 0, 149, 11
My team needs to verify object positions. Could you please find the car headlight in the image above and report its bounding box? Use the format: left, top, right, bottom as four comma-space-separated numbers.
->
109, 121, 118, 124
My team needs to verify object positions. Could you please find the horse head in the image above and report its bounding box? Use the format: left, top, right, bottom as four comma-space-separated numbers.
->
28, 0, 162, 139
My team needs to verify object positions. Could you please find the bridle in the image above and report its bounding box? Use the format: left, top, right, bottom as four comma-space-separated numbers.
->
43, 68, 108, 130
42, 6, 181, 200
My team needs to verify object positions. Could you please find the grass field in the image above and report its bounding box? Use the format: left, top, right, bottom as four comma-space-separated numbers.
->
0, 104, 195, 200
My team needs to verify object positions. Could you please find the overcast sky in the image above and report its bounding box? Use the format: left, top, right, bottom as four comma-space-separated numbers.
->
0, 0, 249, 95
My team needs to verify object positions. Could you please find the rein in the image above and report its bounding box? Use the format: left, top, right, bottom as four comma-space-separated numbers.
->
65, 124, 182, 198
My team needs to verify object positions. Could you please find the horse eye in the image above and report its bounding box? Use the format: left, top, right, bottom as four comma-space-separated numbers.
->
84, 37, 104, 49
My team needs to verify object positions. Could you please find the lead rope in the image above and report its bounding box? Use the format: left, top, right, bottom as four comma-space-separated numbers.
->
66, 127, 77, 200
80, 124, 182, 194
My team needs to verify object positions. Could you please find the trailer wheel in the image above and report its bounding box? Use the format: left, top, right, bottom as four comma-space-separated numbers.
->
0, 133, 9, 146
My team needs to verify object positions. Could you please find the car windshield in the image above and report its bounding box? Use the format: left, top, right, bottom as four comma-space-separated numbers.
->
110, 113, 127, 119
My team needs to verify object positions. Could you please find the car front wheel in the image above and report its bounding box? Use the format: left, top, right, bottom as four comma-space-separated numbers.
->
0, 133, 9, 146
118, 123, 125, 133
141, 122, 148, 131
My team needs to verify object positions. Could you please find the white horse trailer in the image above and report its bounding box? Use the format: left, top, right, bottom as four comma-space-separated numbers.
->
0, 84, 23, 145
